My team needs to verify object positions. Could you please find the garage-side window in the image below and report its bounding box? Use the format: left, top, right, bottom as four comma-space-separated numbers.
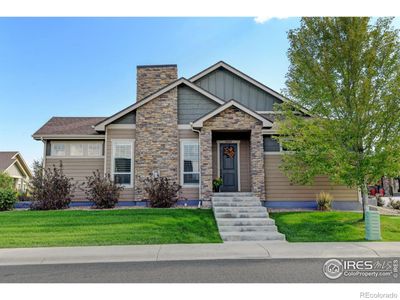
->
51, 142, 66, 156
263, 135, 281, 152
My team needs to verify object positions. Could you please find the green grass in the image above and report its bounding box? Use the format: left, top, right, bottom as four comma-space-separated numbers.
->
0, 209, 222, 248
270, 211, 400, 242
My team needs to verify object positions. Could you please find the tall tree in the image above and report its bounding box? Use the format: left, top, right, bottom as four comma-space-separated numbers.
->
275, 17, 400, 219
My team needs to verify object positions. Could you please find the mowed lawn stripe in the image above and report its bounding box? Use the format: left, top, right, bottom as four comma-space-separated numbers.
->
270, 211, 400, 242
0, 209, 222, 248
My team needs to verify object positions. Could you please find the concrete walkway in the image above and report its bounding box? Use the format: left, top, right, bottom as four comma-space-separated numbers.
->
1, 241, 399, 266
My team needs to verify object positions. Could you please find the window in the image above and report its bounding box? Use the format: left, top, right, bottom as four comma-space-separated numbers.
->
181, 140, 199, 185
263, 135, 281, 152
51, 143, 66, 156
88, 142, 103, 157
70, 144, 84, 156
112, 140, 133, 187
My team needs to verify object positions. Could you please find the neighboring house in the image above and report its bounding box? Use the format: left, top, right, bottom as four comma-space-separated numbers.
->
0, 151, 32, 192
33, 61, 360, 209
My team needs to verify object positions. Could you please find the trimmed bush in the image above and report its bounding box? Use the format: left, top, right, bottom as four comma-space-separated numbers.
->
142, 175, 181, 208
316, 191, 333, 211
30, 160, 76, 210
390, 199, 400, 210
84, 170, 124, 209
0, 173, 14, 190
0, 188, 17, 211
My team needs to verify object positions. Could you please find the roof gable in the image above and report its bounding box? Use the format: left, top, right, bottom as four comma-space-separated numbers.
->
94, 78, 225, 131
190, 61, 310, 115
0, 152, 32, 178
191, 100, 273, 128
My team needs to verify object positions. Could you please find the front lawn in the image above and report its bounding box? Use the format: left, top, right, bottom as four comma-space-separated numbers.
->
0, 209, 222, 248
270, 211, 400, 242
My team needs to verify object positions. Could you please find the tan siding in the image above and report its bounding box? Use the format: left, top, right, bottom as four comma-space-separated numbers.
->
179, 130, 199, 199
179, 129, 198, 139
45, 157, 104, 201
264, 155, 358, 201
239, 140, 251, 192
105, 128, 136, 201
6, 163, 24, 178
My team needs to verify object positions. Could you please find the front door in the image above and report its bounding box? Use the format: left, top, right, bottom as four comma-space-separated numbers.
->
219, 143, 238, 192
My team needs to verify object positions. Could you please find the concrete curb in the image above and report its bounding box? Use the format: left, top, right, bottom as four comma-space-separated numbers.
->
0, 241, 399, 266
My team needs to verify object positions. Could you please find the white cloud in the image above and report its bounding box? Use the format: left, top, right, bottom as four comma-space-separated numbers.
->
254, 16, 288, 24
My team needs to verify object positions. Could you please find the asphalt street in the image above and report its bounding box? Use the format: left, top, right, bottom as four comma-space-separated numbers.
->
0, 258, 398, 283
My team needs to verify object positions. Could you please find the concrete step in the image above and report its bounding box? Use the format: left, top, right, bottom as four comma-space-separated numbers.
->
214, 207, 267, 214
212, 192, 254, 197
212, 201, 262, 207
215, 212, 268, 218
220, 231, 285, 241
217, 218, 275, 226
218, 225, 278, 232
212, 196, 260, 202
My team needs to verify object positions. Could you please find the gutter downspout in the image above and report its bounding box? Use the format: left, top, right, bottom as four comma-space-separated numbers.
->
190, 122, 202, 208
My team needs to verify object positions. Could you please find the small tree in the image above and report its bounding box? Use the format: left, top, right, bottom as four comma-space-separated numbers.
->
142, 175, 181, 208
84, 170, 124, 209
0, 173, 14, 190
276, 17, 400, 220
30, 160, 76, 210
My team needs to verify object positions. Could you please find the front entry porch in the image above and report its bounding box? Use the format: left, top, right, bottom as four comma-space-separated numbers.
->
212, 131, 251, 193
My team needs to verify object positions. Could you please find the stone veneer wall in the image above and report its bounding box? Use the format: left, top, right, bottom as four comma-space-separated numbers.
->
134, 88, 179, 200
136, 65, 178, 101
200, 107, 265, 204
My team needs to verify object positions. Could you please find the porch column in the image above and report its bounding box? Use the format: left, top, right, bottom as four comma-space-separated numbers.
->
250, 125, 266, 199
200, 128, 213, 204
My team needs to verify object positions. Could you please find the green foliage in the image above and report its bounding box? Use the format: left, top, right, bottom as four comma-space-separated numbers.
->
30, 160, 76, 210
0, 173, 14, 190
213, 177, 223, 191
316, 191, 333, 211
84, 170, 124, 209
276, 17, 400, 219
0, 188, 17, 211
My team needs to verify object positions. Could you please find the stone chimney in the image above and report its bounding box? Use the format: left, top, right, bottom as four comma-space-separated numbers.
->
136, 64, 178, 102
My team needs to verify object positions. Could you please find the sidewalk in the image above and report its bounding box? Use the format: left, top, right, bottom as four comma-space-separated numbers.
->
1, 241, 399, 266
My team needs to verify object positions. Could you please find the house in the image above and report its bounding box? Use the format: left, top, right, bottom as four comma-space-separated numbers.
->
0, 151, 32, 193
32, 61, 360, 210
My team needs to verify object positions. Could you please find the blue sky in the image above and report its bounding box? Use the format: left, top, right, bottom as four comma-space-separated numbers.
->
1, 17, 397, 167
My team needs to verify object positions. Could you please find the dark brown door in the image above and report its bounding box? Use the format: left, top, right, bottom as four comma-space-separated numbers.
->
219, 143, 238, 192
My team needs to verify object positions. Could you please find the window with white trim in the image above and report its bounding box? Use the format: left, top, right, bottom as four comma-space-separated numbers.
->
70, 143, 84, 156
88, 142, 102, 157
51, 143, 66, 156
263, 135, 281, 152
112, 140, 133, 186
181, 140, 199, 185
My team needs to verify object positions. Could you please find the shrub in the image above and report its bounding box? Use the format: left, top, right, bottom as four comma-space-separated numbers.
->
0, 188, 17, 211
142, 175, 181, 208
17, 191, 32, 202
376, 195, 384, 207
0, 173, 14, 190
316, 191, 333, 211
30, 160, 76, 210
84, 170, 124, 209
390, 199, 400, 210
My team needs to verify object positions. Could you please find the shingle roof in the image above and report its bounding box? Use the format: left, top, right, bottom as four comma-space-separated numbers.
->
0, 151, 18, 171
33, 117, 107, 137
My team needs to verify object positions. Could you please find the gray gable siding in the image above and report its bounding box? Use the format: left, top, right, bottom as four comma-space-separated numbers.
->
178, 85, 220, 124
112, 111, 136, 124
194, 67, 282, 111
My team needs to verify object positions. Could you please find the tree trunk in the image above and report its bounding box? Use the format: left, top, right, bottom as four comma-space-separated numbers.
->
361, 182, 369, 221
